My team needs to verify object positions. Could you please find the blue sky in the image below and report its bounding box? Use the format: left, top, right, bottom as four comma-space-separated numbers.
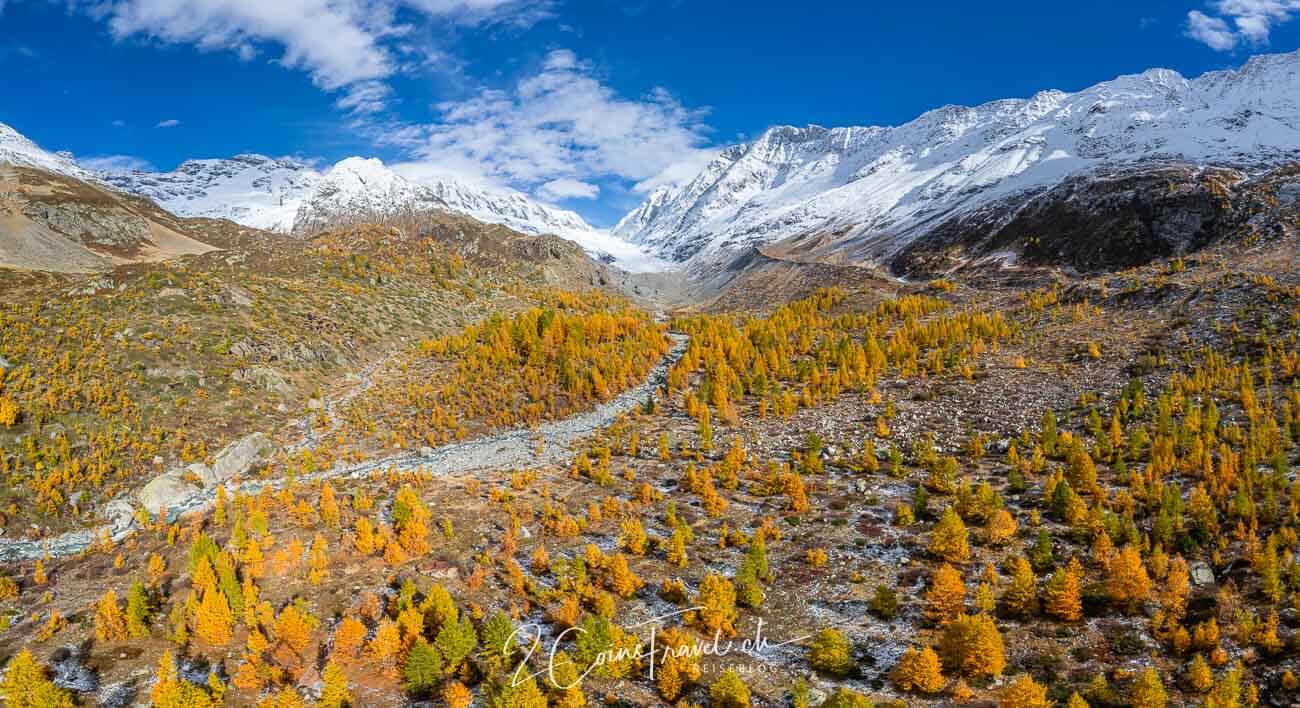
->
2, 0, 1298, 226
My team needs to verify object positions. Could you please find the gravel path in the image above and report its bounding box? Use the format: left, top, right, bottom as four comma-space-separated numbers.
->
0, 333, 688, 562
338, 333, 687, 478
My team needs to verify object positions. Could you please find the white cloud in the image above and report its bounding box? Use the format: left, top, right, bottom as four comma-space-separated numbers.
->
103, 0, 395, 90
403, 0, 554, 27
537, 178, 599, 201
81, 154, 157, 173
336, 81, 393, 114
76, 0, 551, 113
155, 119, 181, 128
378, 49, 715, 195
1185, 1, 1300, 50
111, 119, 127, 128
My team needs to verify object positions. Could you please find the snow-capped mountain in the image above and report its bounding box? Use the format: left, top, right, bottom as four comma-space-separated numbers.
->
425, 178, 592, 242
104, 154, 320, 232
102, 154, 601, 244
0, 123, 97, 181
0, 123, 664, 271
615, 51, 1300, 273
288, 157, 448, 234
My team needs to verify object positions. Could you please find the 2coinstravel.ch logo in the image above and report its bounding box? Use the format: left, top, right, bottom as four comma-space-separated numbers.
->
505, 607, 811, 688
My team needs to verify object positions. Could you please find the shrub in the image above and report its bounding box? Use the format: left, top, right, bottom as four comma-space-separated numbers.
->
709, 669, 752, 708
809, 627, 853, 676
402, 639, 444, 696
938, 613, 1005, 679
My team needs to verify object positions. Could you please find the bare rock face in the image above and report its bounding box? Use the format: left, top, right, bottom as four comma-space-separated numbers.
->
211, 432, 273, 484
186, 462, 216, 487
234, 366, 293, 395
23, 200, 152, 253
135, 433, 271, 516
893, 164, 1300, 276
137, 471, 201, 517
102, 498, 136, 530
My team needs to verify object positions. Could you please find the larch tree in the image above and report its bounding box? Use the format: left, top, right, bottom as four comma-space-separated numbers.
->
194, 584, 235, 647
929, 506, 971, 563
892, 646, 944, 694
986, 508, 1018, 545
1130, 667, 1167, 708
1042, 557, 1083, 622
318, 661, 352, 708
809, 627, 853, 676
333, 616, 367, 661
709, 668, 752, 708
402, 639, 444, 697
924, 563, 966, 623
607, 553, 643, 598
694, 572, 738, 637
126, 580, 152, 639
151, 650, 216, 707
0, 649, 75, 708
94, 589, 129, 642
666, 527, 688, 568
1105, 544, 1152, 613
656, 626, 702, 701
1000, 674, 1051, 708
938, 613, 1005, 679
1000, 556, 1038, 617
319, 481, 340, 528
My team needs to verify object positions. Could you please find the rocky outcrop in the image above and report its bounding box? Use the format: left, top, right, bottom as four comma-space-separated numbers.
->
136, 432, 272, 517
892, 163, 1300, 275
211, 432, 273, 484
137, 471, 201, 517
23, 200, 153, 253
233, 366, 293, 394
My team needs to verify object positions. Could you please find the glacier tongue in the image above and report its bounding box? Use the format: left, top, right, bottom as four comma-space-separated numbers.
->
613, 50, 1300, 273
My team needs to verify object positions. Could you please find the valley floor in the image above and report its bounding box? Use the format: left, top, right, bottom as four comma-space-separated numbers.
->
1, 231, 1298, 708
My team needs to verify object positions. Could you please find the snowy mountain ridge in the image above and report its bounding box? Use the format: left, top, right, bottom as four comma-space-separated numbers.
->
614, 51, 1300, 272
0, 123, 662, 271
0, 123, 97, 181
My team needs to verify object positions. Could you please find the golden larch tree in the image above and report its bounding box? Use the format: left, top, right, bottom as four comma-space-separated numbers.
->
929, 507, 971, 563
924, 563, 966, 623
892, 646, 944, 694
1042, 557, 1083, 622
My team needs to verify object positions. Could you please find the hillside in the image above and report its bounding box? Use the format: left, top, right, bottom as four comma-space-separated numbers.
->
0, 165, 218, 272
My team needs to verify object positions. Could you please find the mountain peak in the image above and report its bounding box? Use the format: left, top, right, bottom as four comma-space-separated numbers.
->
0, 121, 94, 180
615, 50, 1300, 272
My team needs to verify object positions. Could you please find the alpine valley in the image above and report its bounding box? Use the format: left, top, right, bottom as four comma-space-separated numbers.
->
1, 47, 1299, 708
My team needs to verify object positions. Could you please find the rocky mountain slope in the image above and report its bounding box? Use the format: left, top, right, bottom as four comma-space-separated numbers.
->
615, 51, 1300, 276
0, 165, 217, 272
100, 154, 601, 243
